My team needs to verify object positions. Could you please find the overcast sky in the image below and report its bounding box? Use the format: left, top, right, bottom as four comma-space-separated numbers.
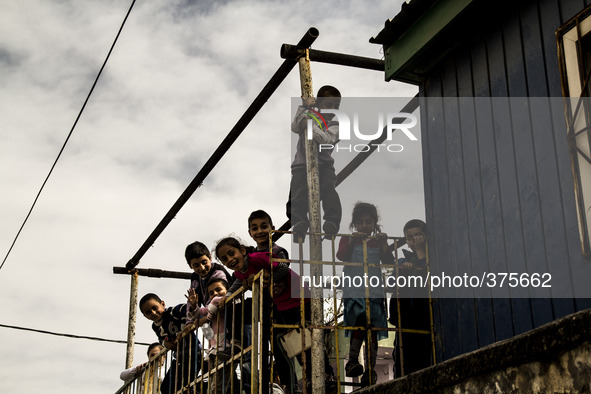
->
0, 1, 421, 392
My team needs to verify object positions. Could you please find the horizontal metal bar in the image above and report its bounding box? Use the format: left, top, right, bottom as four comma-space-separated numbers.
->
113, 266, 192, 279
280, 44, 385, 71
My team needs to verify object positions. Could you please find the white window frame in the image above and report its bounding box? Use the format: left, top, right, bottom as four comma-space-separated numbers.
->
557, 6, 591, 259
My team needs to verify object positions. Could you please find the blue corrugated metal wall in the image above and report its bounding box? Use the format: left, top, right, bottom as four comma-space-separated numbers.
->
419, 0, 591, 362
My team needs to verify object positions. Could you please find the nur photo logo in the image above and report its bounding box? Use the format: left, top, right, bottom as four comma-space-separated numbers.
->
305, 108, 419, 153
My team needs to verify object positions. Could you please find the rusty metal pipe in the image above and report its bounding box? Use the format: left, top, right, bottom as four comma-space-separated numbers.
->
113, 267, 192, 280
281, 44, 384, 71
125, 28, 319, 269
125, 272, 138, 370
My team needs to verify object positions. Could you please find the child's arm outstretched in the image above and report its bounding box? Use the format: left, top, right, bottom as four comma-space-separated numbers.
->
247, 253, 290, 289
120, 363, 146, 382
224, 277, 243, 300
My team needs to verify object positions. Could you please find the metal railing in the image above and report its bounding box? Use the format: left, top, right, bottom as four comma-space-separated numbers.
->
114, 230, 435, 394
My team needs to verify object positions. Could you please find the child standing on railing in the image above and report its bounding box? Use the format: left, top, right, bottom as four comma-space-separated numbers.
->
286, 86, 343, 239
215, 236, 309, 394
336, 202, 393, 388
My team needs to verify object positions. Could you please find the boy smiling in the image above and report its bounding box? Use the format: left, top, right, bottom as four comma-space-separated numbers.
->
247, 209, 289, 261
139, 293, 200, 394
184, 241, 233, 311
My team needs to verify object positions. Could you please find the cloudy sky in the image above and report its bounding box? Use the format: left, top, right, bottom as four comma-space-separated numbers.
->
0, 1, 421, 392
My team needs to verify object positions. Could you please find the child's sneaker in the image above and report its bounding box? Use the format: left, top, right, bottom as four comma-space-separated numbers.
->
292, 221, 309, 242
360, 370, 377, 387
322, 221, 339, 236
271, 382, 286, 394
345, 359, 364, 377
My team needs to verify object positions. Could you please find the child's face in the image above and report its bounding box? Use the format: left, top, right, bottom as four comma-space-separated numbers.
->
404, 227, 425, 251
207, 281, 227, 298
140, 299, 166, 322
189, 254, 212, 277
248, 218, 274, 248
147, 346, 165, 364
354, 213, 376, 236
316, 96, 340, 110
217, 244, 246, 272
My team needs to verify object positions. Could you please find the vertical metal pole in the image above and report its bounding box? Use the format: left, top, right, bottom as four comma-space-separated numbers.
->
330, 239, 341, 393
251, 276, 261, 393
426, 243, 437, 365
126, 271, 139, 369
298, 49, 326, 394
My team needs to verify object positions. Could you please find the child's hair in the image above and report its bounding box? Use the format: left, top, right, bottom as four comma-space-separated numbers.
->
248, 209, 274, 227
147, 342, 163, 356
206, 277, 230, 291
317, 85, 341, 109
214, 237, 256, 259
139, 293, 162, 309
349, 202, 382, 235
317, 85, 341, 98
184, 241, 211, 266
403, 219, 426, 234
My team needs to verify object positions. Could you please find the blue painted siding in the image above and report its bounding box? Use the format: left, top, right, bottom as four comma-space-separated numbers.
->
418, 0, 590, 361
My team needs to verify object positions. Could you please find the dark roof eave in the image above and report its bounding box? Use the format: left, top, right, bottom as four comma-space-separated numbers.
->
370, 0, 439, 47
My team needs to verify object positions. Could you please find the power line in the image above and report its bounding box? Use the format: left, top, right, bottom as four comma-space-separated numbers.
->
0, 323, 151, 346
0, 0, 137, 272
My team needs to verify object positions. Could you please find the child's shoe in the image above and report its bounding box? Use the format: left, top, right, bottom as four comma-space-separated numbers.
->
322, 221, 339, 236
360, 370, 377, 387
345, 359, 364, 377
292, 221, 309, 242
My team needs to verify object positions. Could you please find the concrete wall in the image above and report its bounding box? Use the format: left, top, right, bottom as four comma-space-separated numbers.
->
358, 308, 591, 393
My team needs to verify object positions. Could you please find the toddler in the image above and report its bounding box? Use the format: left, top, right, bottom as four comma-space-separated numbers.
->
187, 278, 235, 361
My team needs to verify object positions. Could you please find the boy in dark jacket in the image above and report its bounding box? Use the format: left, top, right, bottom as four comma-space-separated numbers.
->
140, 293, 201, 394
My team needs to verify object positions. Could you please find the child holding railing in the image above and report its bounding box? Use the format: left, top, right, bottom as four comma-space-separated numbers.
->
186, 277, 235, 361
337, 202, 393, 388
119, 343, 165, 393
215, 236, 310, 394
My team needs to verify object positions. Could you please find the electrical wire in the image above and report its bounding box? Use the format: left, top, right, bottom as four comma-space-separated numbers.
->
0, 0, 137, 272
0, 323, 151, 346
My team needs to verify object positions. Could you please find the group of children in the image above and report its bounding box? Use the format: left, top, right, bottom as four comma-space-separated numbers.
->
124, 204, 430, 394
133, 209, 305, 394
119, 86, 431, 393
